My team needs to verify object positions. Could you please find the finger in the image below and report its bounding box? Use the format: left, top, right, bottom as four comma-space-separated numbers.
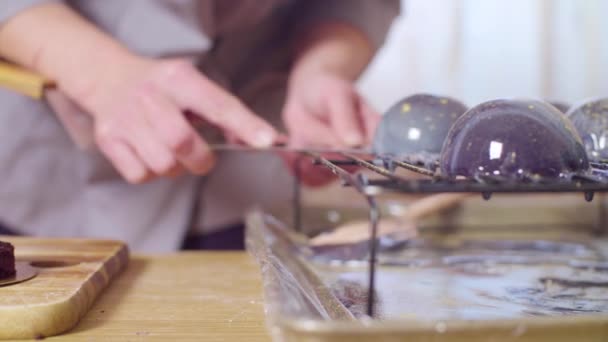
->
118, 100, 177, 175
358, 97, 381, 145
126, 121, 177, 176
138, 87, 216, 175
285, 108, 343, 148
328, 91, 365, 147
158, 61, 278, 148
95, 135, 149, 184
223, 131, 240, 145
275, 133, 290, 145
278, 153, 337, 187
165, 163, 184, 178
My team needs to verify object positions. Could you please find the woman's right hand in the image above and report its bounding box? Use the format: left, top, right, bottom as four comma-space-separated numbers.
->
0, 2, 278, 184
73, 57, 279, 183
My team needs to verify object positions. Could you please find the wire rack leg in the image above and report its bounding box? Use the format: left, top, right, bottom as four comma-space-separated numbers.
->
598, 193, 607, 236
366, 197, 379, 317
293, 156, 303, 232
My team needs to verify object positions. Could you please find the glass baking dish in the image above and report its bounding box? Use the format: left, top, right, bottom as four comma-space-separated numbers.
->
246, 193, 608, 341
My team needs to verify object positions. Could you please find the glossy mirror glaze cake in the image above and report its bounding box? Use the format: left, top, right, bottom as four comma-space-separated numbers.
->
0, 241, 16, 279
373, 94, 468, 162
566, 97, 608, 162
440, 99, 589, 179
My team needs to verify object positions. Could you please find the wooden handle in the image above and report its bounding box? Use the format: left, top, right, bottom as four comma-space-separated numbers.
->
402, 193, 471, 220
0, 61, 53, 99
310, 193, 470, 246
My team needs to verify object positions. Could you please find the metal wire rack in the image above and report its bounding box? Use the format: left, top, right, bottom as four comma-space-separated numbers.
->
291, 152, 608, 318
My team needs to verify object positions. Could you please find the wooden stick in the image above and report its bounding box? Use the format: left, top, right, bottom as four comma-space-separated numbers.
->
0, 61, 53, 99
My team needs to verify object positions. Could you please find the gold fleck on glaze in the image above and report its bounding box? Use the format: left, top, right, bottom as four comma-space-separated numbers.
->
401, 103, 411, 113
440, 99, 448, 105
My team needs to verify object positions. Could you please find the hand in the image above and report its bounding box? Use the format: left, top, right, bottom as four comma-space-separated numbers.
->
76, 57, 279, 183
283, 71, 379, 149
281, 71, 379, 186
0, 2, 278, 183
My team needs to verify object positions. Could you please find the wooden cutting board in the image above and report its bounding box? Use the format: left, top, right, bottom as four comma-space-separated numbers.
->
0, 236, 129, 340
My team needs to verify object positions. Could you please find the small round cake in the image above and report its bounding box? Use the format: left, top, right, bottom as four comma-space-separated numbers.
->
566, 97, 608, 161
440, 99, 589, 179
372, 94, 468, 162
0, 241, 16, 279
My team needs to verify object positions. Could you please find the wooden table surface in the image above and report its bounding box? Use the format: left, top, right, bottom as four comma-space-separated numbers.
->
44, 252, 270, 341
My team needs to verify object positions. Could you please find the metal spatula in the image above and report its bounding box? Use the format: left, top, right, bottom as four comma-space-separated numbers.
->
0, 62, 372, 154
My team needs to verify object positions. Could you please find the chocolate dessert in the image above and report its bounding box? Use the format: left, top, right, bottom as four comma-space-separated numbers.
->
566, 97, 608, 161
0, 240, 16, 278
440, 99, 589, 179
373, 93, 468, 161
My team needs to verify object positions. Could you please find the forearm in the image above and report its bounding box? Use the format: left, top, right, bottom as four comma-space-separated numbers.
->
0, 2, 136, 100
290, 22, 374, 83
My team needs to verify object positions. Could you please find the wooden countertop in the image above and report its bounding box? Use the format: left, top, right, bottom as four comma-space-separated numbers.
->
46, 252, 270, 341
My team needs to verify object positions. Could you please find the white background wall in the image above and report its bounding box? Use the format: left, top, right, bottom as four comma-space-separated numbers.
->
359, 0, 608, 112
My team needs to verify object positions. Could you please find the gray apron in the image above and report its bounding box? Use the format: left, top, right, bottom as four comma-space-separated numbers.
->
0, 0, 399, 252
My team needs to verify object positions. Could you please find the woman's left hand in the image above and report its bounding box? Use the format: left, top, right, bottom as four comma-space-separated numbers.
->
281, 70, 380, 187
283, 71, 379, 149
